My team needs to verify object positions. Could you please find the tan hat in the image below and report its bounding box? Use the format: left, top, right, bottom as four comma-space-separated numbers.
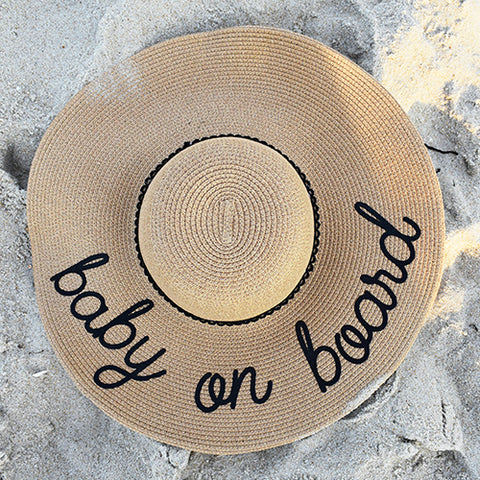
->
27, 26, 444, 454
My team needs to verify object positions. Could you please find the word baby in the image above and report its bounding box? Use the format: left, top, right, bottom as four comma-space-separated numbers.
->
50, 254, 166, 389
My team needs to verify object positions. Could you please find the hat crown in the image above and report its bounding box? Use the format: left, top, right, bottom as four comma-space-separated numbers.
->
137, 135, 316, 322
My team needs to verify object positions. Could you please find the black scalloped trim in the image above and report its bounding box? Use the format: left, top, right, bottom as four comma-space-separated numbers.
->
134, 134, 320, 326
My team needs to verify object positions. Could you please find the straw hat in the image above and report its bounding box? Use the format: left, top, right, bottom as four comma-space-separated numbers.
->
27, 26, 444, 454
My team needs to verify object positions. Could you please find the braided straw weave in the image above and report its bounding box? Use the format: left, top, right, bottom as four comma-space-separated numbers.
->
27, 26, 444, 454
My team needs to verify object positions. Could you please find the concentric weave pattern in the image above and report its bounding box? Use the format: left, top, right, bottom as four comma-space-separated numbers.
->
138, 136, 315, 322
27, 26, 444, 454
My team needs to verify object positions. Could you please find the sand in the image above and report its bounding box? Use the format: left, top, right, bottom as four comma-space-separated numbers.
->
1, 0, 480, 478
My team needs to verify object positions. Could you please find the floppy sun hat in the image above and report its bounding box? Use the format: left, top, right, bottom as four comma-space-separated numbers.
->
27, 26, 444, 454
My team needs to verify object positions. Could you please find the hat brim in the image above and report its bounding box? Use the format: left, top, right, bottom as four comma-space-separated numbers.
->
27, 26, 444, 454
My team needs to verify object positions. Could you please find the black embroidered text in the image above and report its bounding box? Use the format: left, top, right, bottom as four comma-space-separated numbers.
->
194, 367, 273, 413
50, 254, 166, 389
296, 202, 421, 393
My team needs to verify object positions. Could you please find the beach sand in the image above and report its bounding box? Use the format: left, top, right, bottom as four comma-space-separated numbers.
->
1, 1, 480, 478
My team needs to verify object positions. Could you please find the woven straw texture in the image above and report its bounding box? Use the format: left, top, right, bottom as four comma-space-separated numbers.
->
27, 26, 444, 454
